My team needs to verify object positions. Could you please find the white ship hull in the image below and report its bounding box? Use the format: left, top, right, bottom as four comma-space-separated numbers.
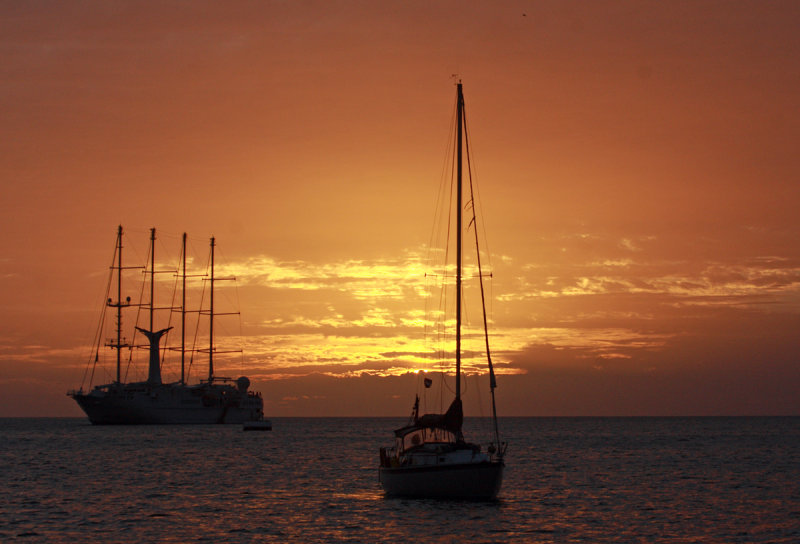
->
71, 382, 263, 425
68, 228, 268, 426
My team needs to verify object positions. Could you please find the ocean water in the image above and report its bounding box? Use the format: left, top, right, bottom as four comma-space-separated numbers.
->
1, 417, 798, 543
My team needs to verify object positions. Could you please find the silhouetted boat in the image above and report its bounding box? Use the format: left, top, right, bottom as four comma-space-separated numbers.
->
68, 227, 267, 425
378, 82, 506, 499
243, 420, 272, 431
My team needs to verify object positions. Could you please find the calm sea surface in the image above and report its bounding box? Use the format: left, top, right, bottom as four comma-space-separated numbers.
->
1, 417, 798, 543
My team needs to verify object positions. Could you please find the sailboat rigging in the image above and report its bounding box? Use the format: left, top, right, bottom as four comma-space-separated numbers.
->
68, 226, 266, 425
378, 82, 506, 499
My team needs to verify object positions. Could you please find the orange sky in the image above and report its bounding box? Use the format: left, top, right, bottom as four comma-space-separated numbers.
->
1, 1, 799, 417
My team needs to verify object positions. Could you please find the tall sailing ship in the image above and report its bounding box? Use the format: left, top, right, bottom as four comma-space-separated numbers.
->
378, 82, 506, 499
68, 226, 265, 425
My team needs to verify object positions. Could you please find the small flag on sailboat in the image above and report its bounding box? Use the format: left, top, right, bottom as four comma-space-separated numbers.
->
424, 377, 433, 388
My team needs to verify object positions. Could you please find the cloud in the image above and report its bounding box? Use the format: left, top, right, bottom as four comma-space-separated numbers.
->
215, 252, 430, 300
498, 238, 800, 311
109, 239, 800, 388
19, 228, 800, 416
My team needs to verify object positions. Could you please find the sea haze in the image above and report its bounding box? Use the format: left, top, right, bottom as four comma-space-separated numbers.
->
1, 417, 798, 543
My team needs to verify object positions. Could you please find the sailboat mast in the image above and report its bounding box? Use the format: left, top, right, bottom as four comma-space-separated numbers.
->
149, 228, 155, 332
456, 82, 464, 401
181, 232, 187, 385
208, 236, 215, 382
106, 225, 136, 384
115, 225, 123, 383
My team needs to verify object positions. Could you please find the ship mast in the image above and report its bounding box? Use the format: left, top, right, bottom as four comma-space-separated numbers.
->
114, 226, 124, 383
208, 236, 215, 382
106, 225, 132, 384
181, 232, 187, 385
455, 81, 464, 402
136, 227, 171, 386
458, 82, 503, 456
203, 236, 238, 382
149, 228, 155, 332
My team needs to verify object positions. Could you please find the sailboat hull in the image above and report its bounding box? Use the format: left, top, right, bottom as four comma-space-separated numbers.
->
379, 461, 503, 500
70, 383, 263, 425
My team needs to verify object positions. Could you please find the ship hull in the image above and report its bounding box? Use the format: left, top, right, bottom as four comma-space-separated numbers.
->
379, 461, 503, 500
70, 382, 263, 425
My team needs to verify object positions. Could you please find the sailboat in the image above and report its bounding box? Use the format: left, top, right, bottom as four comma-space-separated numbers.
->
68, 226, 266, 425
378, 82, 506, 499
